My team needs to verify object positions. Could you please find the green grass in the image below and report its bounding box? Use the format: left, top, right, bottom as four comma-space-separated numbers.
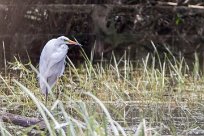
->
0, 48, 204, 135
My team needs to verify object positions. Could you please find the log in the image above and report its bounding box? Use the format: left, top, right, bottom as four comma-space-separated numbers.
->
0, 111, 46, 129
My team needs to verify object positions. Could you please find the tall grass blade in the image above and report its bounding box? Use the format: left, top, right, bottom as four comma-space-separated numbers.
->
13, 79, 55, 136
84, 92, 120, 136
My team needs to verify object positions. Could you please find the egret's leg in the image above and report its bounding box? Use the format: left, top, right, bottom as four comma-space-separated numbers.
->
45, 88, 48, 106
45, 78, 49, 106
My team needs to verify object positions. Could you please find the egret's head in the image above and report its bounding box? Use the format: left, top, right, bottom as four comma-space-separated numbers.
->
57, 36, 81, 46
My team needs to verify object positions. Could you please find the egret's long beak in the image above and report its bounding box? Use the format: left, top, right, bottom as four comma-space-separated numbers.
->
67, 38, 82, 46
67, 39, 78, 45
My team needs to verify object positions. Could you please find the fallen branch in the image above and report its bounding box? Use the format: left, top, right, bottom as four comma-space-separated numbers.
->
0, 111, 46, 129
157, 1, 204, 9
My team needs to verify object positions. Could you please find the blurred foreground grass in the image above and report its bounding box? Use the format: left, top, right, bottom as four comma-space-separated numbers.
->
1, 48, 204, 135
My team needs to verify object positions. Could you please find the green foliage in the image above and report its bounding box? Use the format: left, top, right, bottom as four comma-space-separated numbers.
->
175, 14, 183, 25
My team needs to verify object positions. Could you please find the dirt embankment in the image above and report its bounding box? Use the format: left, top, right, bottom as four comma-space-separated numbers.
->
0, 1, 204, 67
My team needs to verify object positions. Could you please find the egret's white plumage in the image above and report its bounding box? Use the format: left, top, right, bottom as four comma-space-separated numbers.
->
39, 36, 81, 101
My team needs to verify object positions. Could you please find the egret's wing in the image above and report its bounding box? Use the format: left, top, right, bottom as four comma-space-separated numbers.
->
39, 39, 57, 93
46, 46, 68, 78
60, 62, 65, 76
47, 48, 67, 68
46, 58, 66, 88
47, 75, 58, 89
39, 39, 56, 75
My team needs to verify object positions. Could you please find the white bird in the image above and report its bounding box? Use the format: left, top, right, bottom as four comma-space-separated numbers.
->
39, 36, 81, 103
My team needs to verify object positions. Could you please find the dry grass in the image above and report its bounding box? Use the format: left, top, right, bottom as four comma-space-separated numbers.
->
0, 47, 204, 135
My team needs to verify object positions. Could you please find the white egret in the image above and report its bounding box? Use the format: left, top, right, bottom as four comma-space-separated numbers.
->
39, 36, 81, 103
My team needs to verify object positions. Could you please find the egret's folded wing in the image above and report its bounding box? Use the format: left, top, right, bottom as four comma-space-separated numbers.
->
39, 39, 56, 75
47, 48, 67, 68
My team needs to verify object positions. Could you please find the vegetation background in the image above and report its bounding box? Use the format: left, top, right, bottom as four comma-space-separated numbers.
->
0, 0, 204, 135
0, 0, 204, 66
